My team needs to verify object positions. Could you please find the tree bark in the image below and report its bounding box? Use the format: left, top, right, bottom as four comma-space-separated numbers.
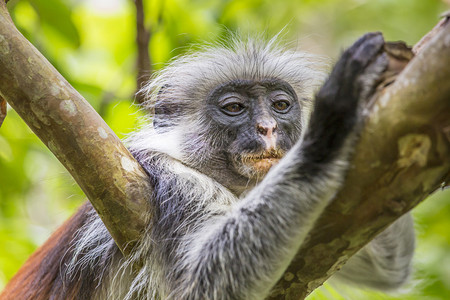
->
0, 1, 151, 256
0, 1, 449, 298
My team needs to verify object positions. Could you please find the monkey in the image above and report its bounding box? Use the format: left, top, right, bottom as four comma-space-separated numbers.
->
0, 32, 415, 300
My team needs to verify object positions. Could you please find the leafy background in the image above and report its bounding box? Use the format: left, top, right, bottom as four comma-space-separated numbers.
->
1, 0, 449, 299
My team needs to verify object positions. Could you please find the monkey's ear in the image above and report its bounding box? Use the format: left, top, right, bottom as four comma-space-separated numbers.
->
153, 84, 180, 129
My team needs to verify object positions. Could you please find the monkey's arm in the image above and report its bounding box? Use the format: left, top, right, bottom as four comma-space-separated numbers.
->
160, 33, 389, 300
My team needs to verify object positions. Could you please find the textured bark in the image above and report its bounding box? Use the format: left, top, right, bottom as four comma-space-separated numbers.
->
268, 16, 450, 300
0, 1, 151, 256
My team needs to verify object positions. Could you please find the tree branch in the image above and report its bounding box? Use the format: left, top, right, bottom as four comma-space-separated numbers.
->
0, 2, 151, 256
0, 96, 6, 127
134, 0, 152, 104
268, 17, 450, 300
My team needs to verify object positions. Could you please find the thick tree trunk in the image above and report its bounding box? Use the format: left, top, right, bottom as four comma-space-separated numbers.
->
0, 1, 449, 298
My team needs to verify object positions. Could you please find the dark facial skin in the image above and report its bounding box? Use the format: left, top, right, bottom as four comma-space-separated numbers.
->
200, 79, 303, 193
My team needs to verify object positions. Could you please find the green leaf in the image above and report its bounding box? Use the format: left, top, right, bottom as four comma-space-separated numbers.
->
28, 0, 80, 47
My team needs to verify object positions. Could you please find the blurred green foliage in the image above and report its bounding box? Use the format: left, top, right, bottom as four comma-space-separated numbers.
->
1, 0, 449, 299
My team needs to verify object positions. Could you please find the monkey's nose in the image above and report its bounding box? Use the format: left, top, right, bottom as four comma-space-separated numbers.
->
256, 122, 277, 138
256, 121, 278, 149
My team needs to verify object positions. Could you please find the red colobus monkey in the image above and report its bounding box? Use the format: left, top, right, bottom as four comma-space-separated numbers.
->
1, 32, 414, 300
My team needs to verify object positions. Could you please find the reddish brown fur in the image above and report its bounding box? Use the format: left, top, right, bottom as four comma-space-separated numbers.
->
0, 203, 91, 300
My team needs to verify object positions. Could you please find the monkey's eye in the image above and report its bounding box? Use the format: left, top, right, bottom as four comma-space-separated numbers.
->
222, 103, 245, 115
272, 100, 290, 113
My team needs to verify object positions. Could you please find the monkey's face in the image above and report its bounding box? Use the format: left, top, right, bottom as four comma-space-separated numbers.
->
206, 79, 303, 179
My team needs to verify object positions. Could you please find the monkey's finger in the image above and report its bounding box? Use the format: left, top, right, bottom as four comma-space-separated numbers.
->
349, 32, 385, 71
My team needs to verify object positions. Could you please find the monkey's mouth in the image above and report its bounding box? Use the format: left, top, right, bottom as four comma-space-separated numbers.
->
239, 149, 285, 176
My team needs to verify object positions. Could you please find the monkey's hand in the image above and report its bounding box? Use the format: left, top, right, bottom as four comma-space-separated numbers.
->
303, 32, 388, 163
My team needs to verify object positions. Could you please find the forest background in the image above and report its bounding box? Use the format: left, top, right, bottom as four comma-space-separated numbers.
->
0, 0, 449, 299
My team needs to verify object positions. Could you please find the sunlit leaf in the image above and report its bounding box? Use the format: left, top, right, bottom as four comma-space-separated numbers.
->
28, 0, 80, 47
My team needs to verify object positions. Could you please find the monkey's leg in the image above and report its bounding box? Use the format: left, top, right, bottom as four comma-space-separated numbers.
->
332, 213, 415, 290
